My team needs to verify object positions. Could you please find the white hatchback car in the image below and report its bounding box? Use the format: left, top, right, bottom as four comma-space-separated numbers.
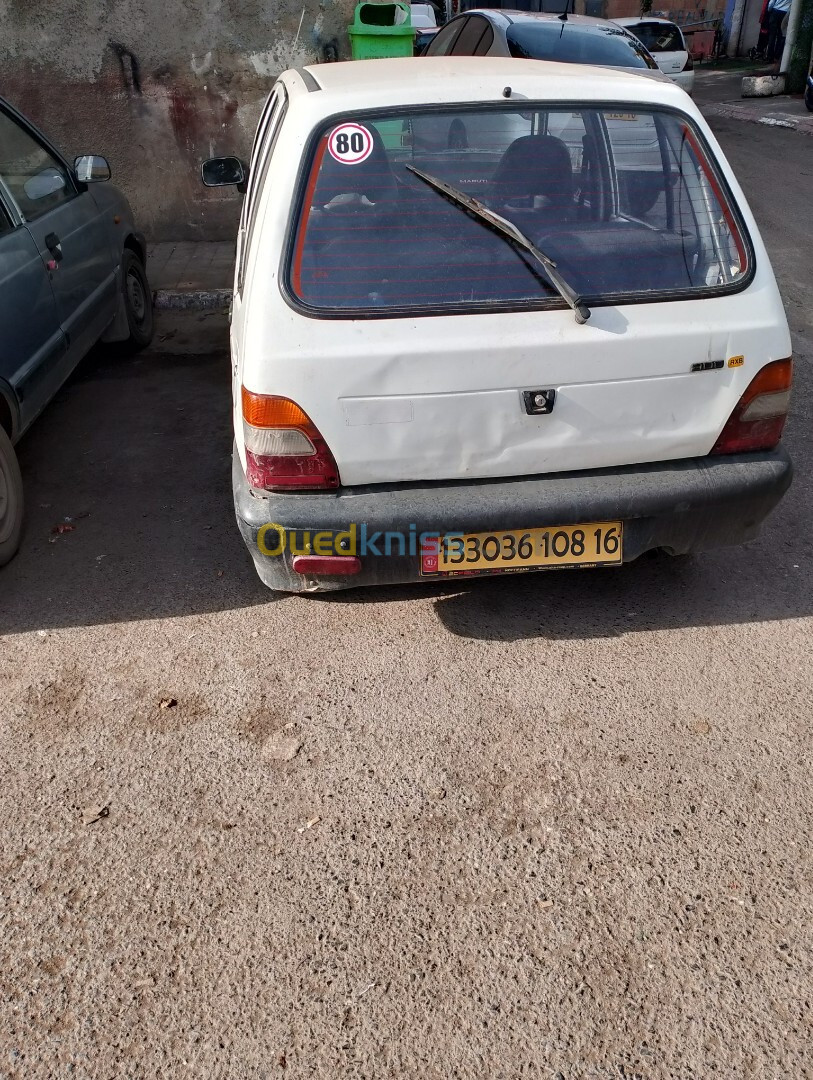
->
203, 57, 791, 593
614, 17, 695, 94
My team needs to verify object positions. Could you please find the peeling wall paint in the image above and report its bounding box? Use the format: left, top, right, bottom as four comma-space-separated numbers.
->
0, 0, 354, 240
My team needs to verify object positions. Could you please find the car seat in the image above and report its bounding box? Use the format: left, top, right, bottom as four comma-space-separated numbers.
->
488, 134, 575, 228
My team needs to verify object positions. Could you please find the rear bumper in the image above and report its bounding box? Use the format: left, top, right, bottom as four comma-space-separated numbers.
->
233, 447, 792, 593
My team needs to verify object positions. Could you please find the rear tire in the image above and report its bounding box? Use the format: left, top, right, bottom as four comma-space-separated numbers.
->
0, 425, 23, 568
121, 249, 154, 352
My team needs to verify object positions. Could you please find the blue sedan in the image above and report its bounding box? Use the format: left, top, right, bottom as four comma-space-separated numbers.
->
0, 95, 153, 566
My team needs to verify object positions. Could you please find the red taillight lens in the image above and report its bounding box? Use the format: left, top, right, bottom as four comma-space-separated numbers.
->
292, 555, 362, 576
242, 388, 339, 492
710, 359, 792, 456
683, 53, 694, 71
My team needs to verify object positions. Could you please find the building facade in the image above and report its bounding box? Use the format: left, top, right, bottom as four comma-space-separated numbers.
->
0, 0, 354, 240
1, 0, 735, 242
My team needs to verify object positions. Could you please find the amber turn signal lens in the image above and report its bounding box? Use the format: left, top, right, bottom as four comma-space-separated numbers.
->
241, 389, 313, 430
741, 358, 792, 397
711, 358, 792, 456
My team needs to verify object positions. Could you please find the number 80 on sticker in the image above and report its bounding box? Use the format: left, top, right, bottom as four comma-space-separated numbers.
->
327, 123, 374, 165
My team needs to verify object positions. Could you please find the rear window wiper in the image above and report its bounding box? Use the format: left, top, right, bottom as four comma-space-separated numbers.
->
406, 164, 591, 324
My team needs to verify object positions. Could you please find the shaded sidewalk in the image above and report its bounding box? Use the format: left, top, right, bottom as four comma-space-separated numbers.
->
695, 67, 813, 136
148, 241, 235, 309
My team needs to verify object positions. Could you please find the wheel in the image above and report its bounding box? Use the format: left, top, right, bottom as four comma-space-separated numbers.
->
805, 77, 813, 113
448, 120, 468, 150
748, 46, 758, 60
121, 249, 154, 352
0, 425, 23, 568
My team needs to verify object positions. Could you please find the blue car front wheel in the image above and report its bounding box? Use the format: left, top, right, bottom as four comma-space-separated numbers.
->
0, 425, 23, 568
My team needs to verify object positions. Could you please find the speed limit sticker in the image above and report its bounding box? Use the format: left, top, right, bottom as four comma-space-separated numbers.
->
327, 123, 374, 165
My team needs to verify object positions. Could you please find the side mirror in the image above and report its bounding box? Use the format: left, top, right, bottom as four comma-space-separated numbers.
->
75, 155, 112, 183
202, 156, 248, 193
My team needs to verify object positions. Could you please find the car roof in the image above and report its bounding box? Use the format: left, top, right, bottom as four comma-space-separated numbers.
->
299, 55, 685, 104
614, 16, 681, 25
465, 9, 632, 29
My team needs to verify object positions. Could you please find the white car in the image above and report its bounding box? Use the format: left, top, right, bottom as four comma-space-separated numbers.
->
614, 17, 695, 94
202, 56, 791, 593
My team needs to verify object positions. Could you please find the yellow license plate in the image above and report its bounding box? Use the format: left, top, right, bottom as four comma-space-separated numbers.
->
421, 522, 623, 577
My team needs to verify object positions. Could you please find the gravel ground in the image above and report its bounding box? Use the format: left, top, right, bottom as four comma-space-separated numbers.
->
0, 117, 811, 1079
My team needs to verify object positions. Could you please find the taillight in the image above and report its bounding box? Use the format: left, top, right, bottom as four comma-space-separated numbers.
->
292, 555, 361, 576
683, 53, 694, 71
241, 388, 339, 492
710, 359, 792, 456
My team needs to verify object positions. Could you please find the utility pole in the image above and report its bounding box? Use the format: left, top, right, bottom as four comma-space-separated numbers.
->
726, 0, 748, 56
780, 0, 813, 90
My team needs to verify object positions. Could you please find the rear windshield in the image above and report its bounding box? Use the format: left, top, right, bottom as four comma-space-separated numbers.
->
289, 106, 751, 316
625, 21, 685, 53
506, 23, 657, 68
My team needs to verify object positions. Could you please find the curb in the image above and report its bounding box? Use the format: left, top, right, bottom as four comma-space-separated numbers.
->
741, 73, 786, 97
153, 289, 232, 311
702, 101, 813, 135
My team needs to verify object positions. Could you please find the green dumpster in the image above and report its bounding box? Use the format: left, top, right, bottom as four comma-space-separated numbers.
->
348, 1, 415, 60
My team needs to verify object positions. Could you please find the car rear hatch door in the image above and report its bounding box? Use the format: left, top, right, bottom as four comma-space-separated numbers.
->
279, 299, 758, 487
281, 102, 757, 487
659, 49, 689, 75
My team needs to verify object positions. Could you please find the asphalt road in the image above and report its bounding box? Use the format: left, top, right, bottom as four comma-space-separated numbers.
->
1, 109, 812, 1079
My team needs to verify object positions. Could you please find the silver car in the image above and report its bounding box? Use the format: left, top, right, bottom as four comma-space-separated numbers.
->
424, 9, 661, 70
416, 9, 665, 152
0, 95, 153, 567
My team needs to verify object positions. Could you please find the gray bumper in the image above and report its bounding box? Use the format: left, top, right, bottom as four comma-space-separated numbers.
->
233, 446, 792, 593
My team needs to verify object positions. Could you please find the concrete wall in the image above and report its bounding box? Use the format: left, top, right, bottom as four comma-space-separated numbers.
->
604, 0, 727, 21
737, 0, 766, 54
0, 0, 354, 240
